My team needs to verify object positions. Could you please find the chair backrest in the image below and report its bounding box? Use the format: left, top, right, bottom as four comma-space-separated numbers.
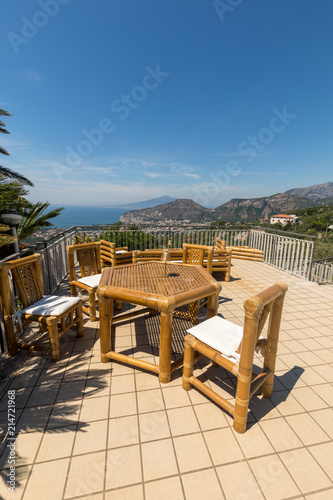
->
237, 281, 288, 363
215, 238, 226, 251
67, 242, 101, 281
0, 254, 44, 309
100, 239, 132, 268
182, 244, 214, 273
132, 249, 183, 264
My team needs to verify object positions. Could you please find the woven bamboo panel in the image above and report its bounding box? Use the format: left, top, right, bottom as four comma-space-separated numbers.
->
17, 265, 42, 305
79, 248, 96, 276
106, 262, 208, 296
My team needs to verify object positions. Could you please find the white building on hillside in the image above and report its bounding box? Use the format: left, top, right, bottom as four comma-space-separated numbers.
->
270, 214, 298, 226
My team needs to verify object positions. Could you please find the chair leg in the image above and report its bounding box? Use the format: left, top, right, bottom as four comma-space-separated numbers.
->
182, 335, 195, 391
46, 317, 60, 362
88, 290, 97, 322
234, 377, 251, 434
76, 302, 84, 338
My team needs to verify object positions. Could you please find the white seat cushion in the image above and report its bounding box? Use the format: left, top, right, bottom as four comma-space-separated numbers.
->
187, 316, 243, 358
77, 274, 102, 288
13, 295, 81, 331
116, 250, 128, 254
23, 295, 81, 316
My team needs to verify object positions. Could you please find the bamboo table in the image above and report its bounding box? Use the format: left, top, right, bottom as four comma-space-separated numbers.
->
98, 261, 221, 383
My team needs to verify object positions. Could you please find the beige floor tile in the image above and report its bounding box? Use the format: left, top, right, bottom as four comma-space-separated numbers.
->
105, 484, 144, 499
309, 442, 333, 480
0, 431, 43, 469
174, 433, 212, 472
204, 428, 245, 466
80, 395, 109, 422
36, 426, 76, 462
259, 418, 302, 452
233, 423, 275, 459
312, 383, 333, 406
0, 465, 32, 500
249, 454, 300, 500
73, 419, 108, 455
111, 361, 136, 376
193, 402, 229, 430
249, 395, 281, 421
77, 494, 104, 500
56, 379, 86, 403
305, 489, 333, 499
217, 461, 264, 500
141, 438, 178, 481
286, 412, 331, 445
313, 364, 333, 383
135, 372, 160, 391
315, 349, 333, 363
16, 405, 52, 434
270, 390, 306, 416
137, 388, 165, 413
161, 386, 191, 409
139, 410, 170, 442
84, 374, 111, 399
167, 406, 200, 436
108, 415, 139, 448
47, 401, 82, 429
23, 458, 70, 500
26, 383, 59, 407
106, 445, 142, 489
310, 408, 333, 439
109, 392, 137, 418
182, 469, 224, 499
0, 387, 33, 412
111, 374, 135, 395
144, 476, 184, 500
65, 450, 106, 498
280, 448, 332, 494
292, 386, 328, 411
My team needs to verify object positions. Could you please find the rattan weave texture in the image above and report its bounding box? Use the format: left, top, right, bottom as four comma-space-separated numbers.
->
106, 262, 208, 296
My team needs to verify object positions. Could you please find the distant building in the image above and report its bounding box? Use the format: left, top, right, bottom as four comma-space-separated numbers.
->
270, 214, 298, 226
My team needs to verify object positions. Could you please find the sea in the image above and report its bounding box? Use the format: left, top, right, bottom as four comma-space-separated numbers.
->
49, 205, 127, 228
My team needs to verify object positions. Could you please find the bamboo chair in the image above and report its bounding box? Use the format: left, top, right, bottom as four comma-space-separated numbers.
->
182, 243, 213, 275
182, 281, 288, 433
0, 254, 84, 362
67, 242, 102, 321
212, 238, 232, 281
100, 240, 132, 268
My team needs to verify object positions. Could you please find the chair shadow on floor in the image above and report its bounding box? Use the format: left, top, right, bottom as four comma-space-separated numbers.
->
192, 360, 305, 424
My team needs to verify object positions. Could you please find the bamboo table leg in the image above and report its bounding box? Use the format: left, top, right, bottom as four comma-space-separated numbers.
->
99, 294, 113, 363
158, 311, 173, 383
207, 289, 219, 318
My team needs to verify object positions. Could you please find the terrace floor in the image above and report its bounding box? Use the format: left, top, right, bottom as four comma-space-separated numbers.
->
0, 259, 333, 500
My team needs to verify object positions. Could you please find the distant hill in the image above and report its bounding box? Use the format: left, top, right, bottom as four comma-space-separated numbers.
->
214, 193, 316, 222
120, 199, 212, 223
285, 182, 333, 199
110, 195, 177, 210
119, 194, 316, 224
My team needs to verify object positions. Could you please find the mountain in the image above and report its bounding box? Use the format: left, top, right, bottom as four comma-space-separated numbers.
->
120, 199, 212, 223
285, 182, 333, 199
119, 193, 316, 224
109, 196, 177, 210
214, 193, 316, 223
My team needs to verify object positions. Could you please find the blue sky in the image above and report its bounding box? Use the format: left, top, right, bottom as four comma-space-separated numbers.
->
1, 0, 333, 208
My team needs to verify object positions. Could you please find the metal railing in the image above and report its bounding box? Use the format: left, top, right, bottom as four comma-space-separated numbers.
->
0, 225, 319, 356
311, 256, 333, 284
